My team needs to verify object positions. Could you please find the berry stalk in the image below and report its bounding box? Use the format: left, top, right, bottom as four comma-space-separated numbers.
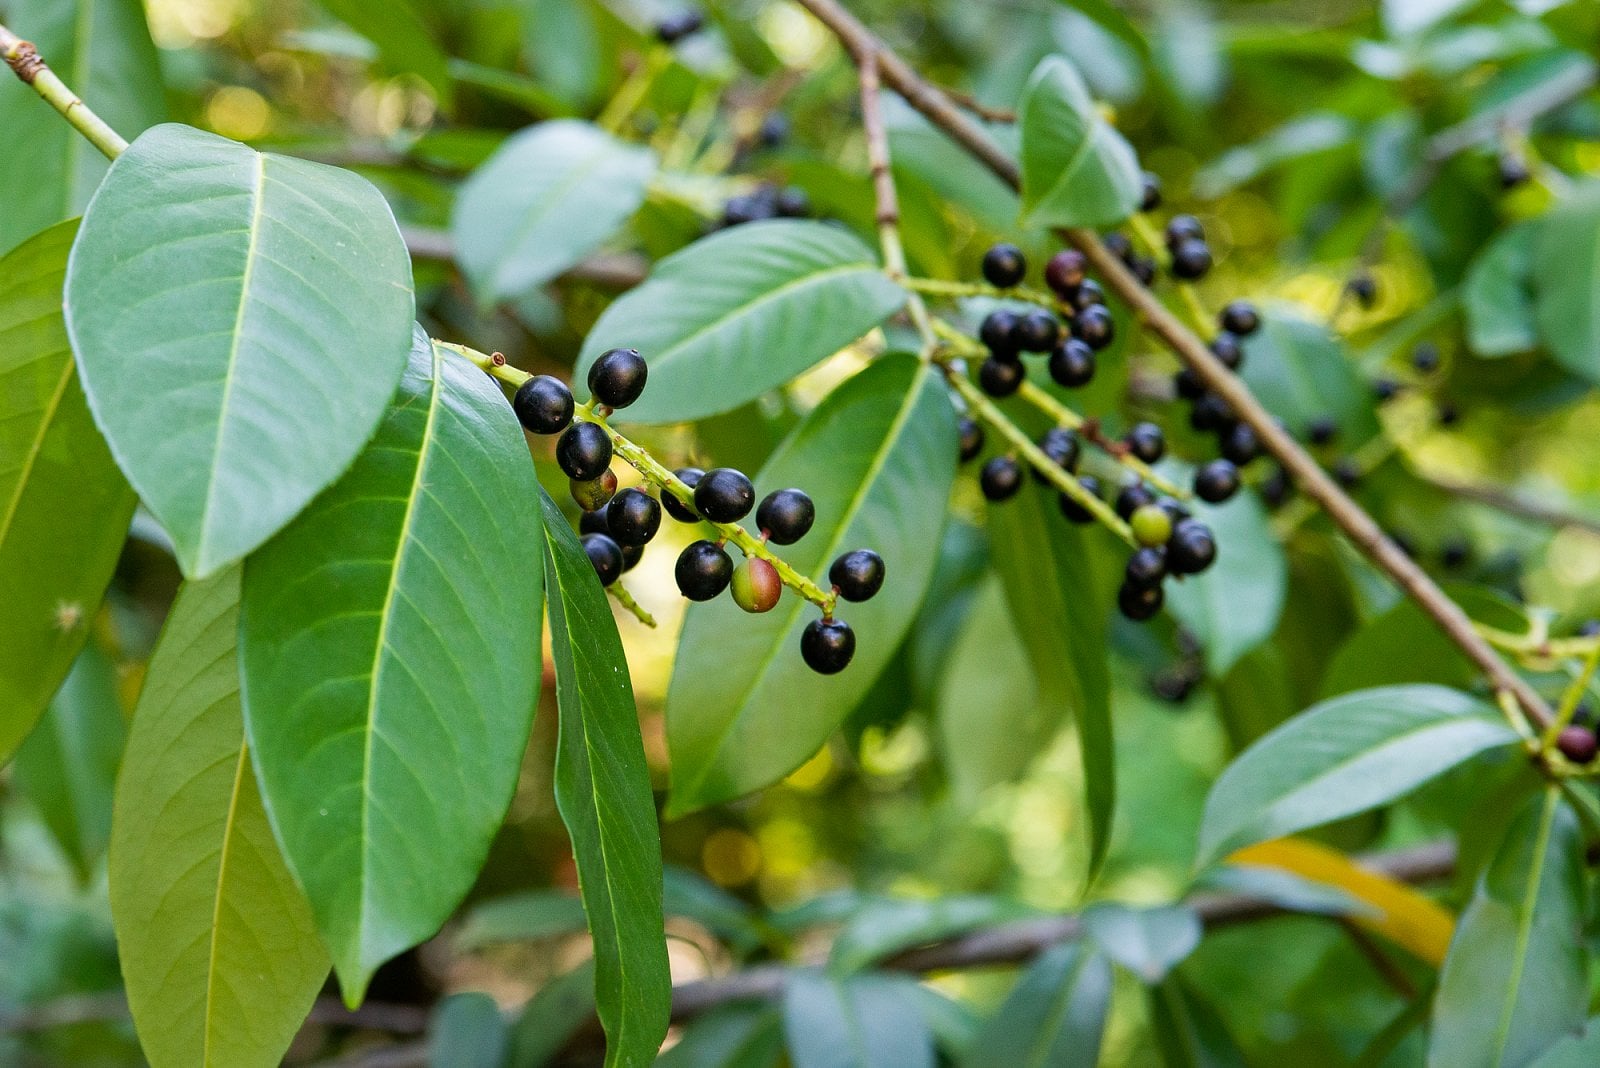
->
607, 584, 659, 628
904, 276, 1061, 312
1126, 213, 1212, 339
0, 23, 128, 161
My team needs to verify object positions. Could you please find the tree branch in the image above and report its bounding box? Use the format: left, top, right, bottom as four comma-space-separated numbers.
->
1425, 475, 1600, 538
0, 22, 126, 159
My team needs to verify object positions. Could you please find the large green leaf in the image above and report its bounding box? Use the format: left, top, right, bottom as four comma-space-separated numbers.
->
1463, 224, 1537, 358
1320, 587, 1524, 697
240, 333, 542, 1000
963, 942, 1111, 1068
13, 644, 124, 881
659, 1005, 785, 1068
109, 568, 328, 1068
1534, 1019, 1600, 1067
539, 488, 670, 1067
1430, 788, 1588, 1068
1533, 183, 1600, 383
316, 0, 453, 106
0, 219, 134, 765
666, 355, 957, 814
1147, 975, 1247, 1068
988, 487, 1114, 876
429, 993, 509, 1068
66, 123, 415, 578
828, 895, 1033, 975
1166, 488, 1286, 677
575, 220, 907, 424
783, 970, 935, 1068
453, 120, 656, 304
1197, 685, 1518, 865
1017, 55, 1143, 229
1239, 310, 1379, 443
0, 0, 165, 255
1081, 904, 1201, 982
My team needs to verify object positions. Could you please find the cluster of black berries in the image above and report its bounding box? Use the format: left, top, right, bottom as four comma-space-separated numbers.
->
718, 182, 810, 229
1114, 487, 1218, 620
970, 244, 1115, 401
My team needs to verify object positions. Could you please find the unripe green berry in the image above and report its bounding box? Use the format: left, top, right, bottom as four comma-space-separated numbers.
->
570, 470, 618, 511
1130, 504, 1173, 547
731, 557, 781, 613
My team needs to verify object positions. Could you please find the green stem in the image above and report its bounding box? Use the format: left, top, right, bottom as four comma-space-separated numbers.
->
1544, 641, 1600, 748
608, 584, 658, 628
0, 23, 127, 160
597, 47, 668, 135
1127, 213, 1213, 339
904, 276, 1060, 312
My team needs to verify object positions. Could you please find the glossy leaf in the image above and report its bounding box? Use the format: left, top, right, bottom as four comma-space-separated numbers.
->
506, 960, 597, 1068
1320, 586, 1524, 698
1430, 789, 1588, 1068
576, 221, 907, 424
453, 120, 656, 304
658, 1004, 784, 1068
109, 569, 328, 1068
963, 942, 1111, 1068
667, 356, 957, 814
1534, 1019, 1600, 1067
1533, 183, 1600, 384
66, 123, 415, 577
828, 895, 1033, 975
0, 219, 134, 763
1081, 904, 1201, 982
13, 645, 125, 880
1166, 488, 1286, 677
1197, 685, 1518, 865
1463, 224, 1537, 357
317, 0, 453, 106
1017, 55, 1143, 229
240, 334, 542, 1000
1239, 310, 1379, 443
0, 0, 164, 255
429, 992, 509, 1068
783, 970, 935, 1068
455, 891, 589, 950
540, 488, 671, 1067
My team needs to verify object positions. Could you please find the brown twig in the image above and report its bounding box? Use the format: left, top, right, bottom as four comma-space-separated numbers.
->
943, 86, 1016, 124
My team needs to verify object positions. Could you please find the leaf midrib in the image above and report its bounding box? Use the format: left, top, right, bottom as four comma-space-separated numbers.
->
200, 741, 251, 1067
1027, 948, 1092, 1068
1489, 787, 1559, 1064
0, 350, 74, 553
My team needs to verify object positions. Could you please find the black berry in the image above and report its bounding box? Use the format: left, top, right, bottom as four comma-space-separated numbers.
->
1049, 340, 1096, 388
1194, 459, 1240, 503
1140, 171, 1162, 212
1219, 301, 1260, 336
1189, 392, 1234, 433
1045, 250, 1086, 297
982, 243, 1027, 288
1497, 150, 1531, 190
1557, 725, 1598, 764
588, 348, 648, 408
1174, 368, 1203, 400
1015, 309, 1060, 353
579, 509, 610, 536
675, 540, 732, 601
756, 488, 815, 545
1124, 422, 1165, 464
775, 187, 810, 218
606, 488, 661, 546
1412, 343, 1439, 374
694, 468, 755, 523
1073, 305, 1115, 350
979, 356, 1025, 398
801, 618, 855, 674
1307, 416, 1338, 446
1165, 215, 1204, 246
655, 9, 704, 43
556, 422, 613, 481
582, 533, 624, 586
830, 549, 885, 602
513, 375, 574, 434
959, 418, 985, 463
1104, 233, 1134, 264
664, 468, 703, 523
1115, 482, 1156, 521
1346, 272, 1377, 308
1125, 546, 1167, 588
1261, 466, 1291, 508
1035, 427, 1080, 480
1437, 402, 1460, 426
1441, 538, 1470, 570
1072, 280, 1106, 310
1220, 422, 1260, 465
1118, 581, 1164, 622
1170, 239, 1213, 281
1210, 331, 1244, 370
757, 113, 789, 147
1332, 457, 1361, 489
1167, 519, 1216, 575
980, 456, 1023, 501
621, 543, 644, 572
1132, 256, 1157, 286
1374, 377, 1400, 402
979, 310, 1021, 358
1059, 476, 1101, 523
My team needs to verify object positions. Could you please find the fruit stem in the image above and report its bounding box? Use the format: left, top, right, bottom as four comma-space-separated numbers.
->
608, 583, 658, 628
1127, 213, 1213, 339
0, 22, 127, 161
597, 46, 669, 135
1543, 639, 1600, 748
903, 276, 1061, 312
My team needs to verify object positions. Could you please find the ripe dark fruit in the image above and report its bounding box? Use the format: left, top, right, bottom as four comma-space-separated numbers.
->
579, 509, 610, 536
1170, 238, 1213, 281
801, 618, 856, 674
1035, 427, 1080, 481
1130, 504, 1173, 548
775, 187, 810, 217
1209, 331, 1244, 370
1157, 497, 1191, 524
1219, 300, 1260, 336
1060, 475, 1101, 523
513, 375, 575, 434
1497, 150, 1531, 190
1194, 459, 1240, 503
582, 533, 624, 587
979, 309, 1021, 357
1261, 466, 1291, 508
830, 549, 885, 602
1437, 402, 1460, 427
959, 418, 985, 463
570, 470, 618, 511
1220, 422, 1261, 465
1346, 272, 1377, 308
1118, 581, 1164, 622
1073, 305, 1115, 350
756, 488, 815, 545
675, 540, 732, 601
1332, 457, 1361, 489
621, 543, 644, 572
1132, 257, 1157, 286
732, 558, 782, 613
587, 348, 648, 408
1557, 725, 1598, 764
1115, 482, 1156, 521
1045, 250, 1086, 297
1189, 392, 1233, 433
1015, 309, 1060, 352
664, 468, 704, 523
1124, 422, 1165, 464
1374, 377, 1400, 403
1174, 368, 1203, 400
556, 422, 613, 481
1072, 279, 1106, 310
1049, 340, 1096, 388
979, 356, 1025, 398
1140, 171, 1162, 212
1441, 538, 1470, 570
1125, 546, 1167, 588
1412, 343, 1439, 374
655, 9, 705, 43
1307, 416, 1338, 446
982, 243, 1027, 287
1167, 519, 1217, 575
1104, 233, 1134, 264
606, 488, 661, 546
980, 456, 1023, 501
694, 468, 756, 523
1165, 214, 1204, 246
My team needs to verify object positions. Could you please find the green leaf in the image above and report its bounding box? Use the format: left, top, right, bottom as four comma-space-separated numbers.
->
429, 992, 509, 1068
963, 942, 1111, 1068
1239, 310, 1379, 443
1463, 224, 1537, 358
0, 0, 165, 255
1081, 904, 1201, 982
988, 487, 1114, 877
66, 123, 416, 578
506, 960, 597, 1068
1533, 1018, 1600, 1067
828, 896, 1033, 975
576, 221, 908, 424
667, 356, 957, 814
316, 0, 453, 107
1166, 488, 1286, 677
13, 645, 124, 881
455, 891, 590, 951
453, 120, 656, 304
0, 219, 134, 764
1017, 55, 1143, 229
1430, 788, 1588, 1068
783, 970, 935, 1068
1320, 587, 1524, 698
1197, 685, 1518, 865
1534, 183, 1600, 384
539, 487, 671, 1067
658, 1004, 784, 1068
521, 0, 603, 108
1192, 864, 1371, 919
240, 333, 542, 1001
109, 568, 328, 1068
1147, 975, 1247, 1068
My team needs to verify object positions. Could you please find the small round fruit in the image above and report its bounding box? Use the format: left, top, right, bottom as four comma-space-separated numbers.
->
1130, 504, 1173, 548
675, 540, 732, 601
1220, 422, 1260, 465
1209, 331, 1243, 370
570, 470, 618, 511
757, 488, 815, 545
578, 509, 610, 536
775, 187, 810, 217
1332, 457, 1361, 489
1072, 280, 1106, 310
1044, 249, 1086, 296
1189, 392, 1234, 433
1125, 546, 1167, 588
664, 468, 704, 523
1124, 422, 1165, 464
1437, 402, 1460, 427
801, 618, 856, 674
1073, 305, 1115, 350
980, 456, 1023, 501
1132, 256, 1157, 286
1034, 427, 1080, 481
1115, 482, 1156, 521
1173, 368, 1203, 400
512, 375, 575, 434
582, 533, 624, 586
1346, 272, 1377, 308
1048, 340, 1096, 388
694, 468, 756, 523
1118, 581, 1164, 622
1412, 342, 1439, 374
958, 418, 985, 463
1060, 475, 1101, 524
1374, 377, 1400, 403
1261, 466, 1291, 508
606, 488, 661, 546
979, 309, 1021, 357
757, 113, 789, 147
979, 356, 1025, 398
655, 9, 704, 43
1156, 497, 1191, 525
1497, 150, 1531, 190
1167, 519, 1217, 575
1306, 416, 1338, 446
1219, 300, 1260, 336
1169, 238, 1213, 280
1557, 725, 1598, 764
830, 549, 885, 602
556, 422, 613, 481
1440, 538, 1470, 570
1165, 214, 1204, 246
731, 557, 782, 613
587, 348, 648, 408
981, 243, 1027, 287
1194, 459, 1240, 503
1015, 309, 1060, 353
1104, 233, 1134, 264
1139, 171, 1162, 212
621, 543, 644, 572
